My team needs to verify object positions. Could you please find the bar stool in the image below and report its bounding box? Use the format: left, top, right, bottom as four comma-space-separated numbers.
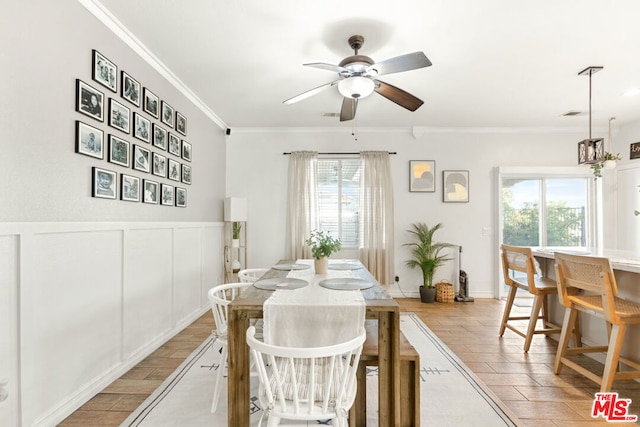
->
499, 244, 563, 352
554, 252, 640, 392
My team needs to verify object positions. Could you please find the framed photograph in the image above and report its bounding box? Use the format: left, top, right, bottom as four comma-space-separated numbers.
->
92, 50, 117, 92
153, 123, 167, 150
108, 98, 130, 133
108, 135, 130, 167
443, 170, 470, 203
143, 87, 159, 118
409, 160, 435, 192
175, 187, 187, 207
133, 144, 150, 173
161, 184, 175, 206
152, 152, 167, 178
121, 174, 140, 202
161, 101, 174, 128
167, 158, 180, 181
75, 121, 104, 159
143, 179, 159, 204
168, 133, 181, 157
76, 79, 104, 121
176, 111, 187, 136
133, 112, 150, 143
121, 71, 140, 106
92, 167, 117, 199
181, 163, 192, 185
181, 140, 192, 162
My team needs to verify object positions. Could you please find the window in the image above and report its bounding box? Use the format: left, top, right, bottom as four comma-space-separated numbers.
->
317, 158, 361, 248
498, 167, 600, 296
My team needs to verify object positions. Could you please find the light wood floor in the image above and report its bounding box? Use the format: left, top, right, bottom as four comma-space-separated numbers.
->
59, 298, 640, 426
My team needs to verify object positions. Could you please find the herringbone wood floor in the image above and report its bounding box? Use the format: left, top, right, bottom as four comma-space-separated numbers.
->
59, 298, 640, 426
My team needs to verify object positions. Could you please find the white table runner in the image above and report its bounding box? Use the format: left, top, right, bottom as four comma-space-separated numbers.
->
263, 259, 366, 347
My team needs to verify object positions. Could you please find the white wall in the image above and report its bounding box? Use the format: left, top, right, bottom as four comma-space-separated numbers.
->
225, 128, 590, 297
1, 2, 228, 425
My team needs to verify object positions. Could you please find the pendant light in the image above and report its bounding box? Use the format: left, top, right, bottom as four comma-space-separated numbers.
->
577, 66, 604, 165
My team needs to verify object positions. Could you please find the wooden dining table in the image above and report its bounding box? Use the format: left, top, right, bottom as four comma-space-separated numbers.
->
227, 259, 401, 426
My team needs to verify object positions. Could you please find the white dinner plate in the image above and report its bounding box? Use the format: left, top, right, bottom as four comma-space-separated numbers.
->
328, 261, 362, 271
271, 263, 311, 271
254, 277, 308, 290
319, 278, 373, 290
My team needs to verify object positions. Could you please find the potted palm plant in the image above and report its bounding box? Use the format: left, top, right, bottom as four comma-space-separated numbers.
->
305, 229, 341, 274
404, 222, 455, 303
231, 221, 242, 247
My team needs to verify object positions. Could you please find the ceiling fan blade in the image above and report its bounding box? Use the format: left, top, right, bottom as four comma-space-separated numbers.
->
283, 80, 340, 104
304, 62, 351, 76
367, 52, 432, 76
340, 97, 357, 122
374, 80, 424, 111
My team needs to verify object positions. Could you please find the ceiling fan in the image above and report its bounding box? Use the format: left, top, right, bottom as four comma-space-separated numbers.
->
283, 35, 432, 121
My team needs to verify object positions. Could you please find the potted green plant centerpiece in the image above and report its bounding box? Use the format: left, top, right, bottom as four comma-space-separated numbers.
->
306, 229, 341, 274
404, 222, 455, 303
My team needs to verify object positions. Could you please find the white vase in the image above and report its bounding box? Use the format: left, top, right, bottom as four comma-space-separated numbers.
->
603, 160, 616, 169
314, 257, 328, 274
232, 238, 240, 248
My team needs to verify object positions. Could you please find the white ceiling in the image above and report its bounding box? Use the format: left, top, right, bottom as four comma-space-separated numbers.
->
94, 0, 640, 132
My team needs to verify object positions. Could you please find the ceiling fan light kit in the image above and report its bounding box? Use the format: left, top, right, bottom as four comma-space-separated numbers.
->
284, 35, 432, 121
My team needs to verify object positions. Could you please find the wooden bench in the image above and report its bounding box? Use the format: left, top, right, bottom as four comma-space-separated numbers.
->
349, 320, 420, 427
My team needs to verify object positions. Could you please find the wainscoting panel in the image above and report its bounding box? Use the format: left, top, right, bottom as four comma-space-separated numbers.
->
0, 221, 223, 427
123, 228, 174, 358
21, 229, 124, 426
0, 235, 19, 426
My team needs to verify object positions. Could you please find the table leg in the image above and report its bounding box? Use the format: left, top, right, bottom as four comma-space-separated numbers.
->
377, 310, 400, 427
228, 310, 250, 426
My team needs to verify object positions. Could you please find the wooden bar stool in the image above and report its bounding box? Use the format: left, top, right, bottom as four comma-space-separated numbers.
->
499, 245, 564, 352
554, 252, 640, 392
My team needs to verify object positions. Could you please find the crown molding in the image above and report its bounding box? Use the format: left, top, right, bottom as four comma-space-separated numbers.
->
78, 0, 228, 131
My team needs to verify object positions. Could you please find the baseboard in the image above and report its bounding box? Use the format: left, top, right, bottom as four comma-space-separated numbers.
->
32, 306, 210, 427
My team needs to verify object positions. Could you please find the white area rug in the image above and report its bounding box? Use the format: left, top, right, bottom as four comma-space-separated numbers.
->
121, 313, 522, 426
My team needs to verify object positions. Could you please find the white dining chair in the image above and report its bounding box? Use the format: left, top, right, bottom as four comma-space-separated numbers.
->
247, 325, 365, 427
208, 282, 253, 413
238, 268, 269, 283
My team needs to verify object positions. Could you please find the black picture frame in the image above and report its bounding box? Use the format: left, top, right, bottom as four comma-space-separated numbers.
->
181, 163, 192, 185
108, 98, 130, 133
76, 121, 104, 159
443, 170, 470, 203
133, 144, 150, 173
121, 71, 140, 107
92, 167, 117, 199
76, 79, 104, 122
181, 140, 192, 162
153, 123, 167, 150
108, 135, 130, 167
143, 179, 159, 204
167, 158, 180, 182
168, 133, 181, 157
176, 111, 187, 136
161, 101, 174, 128
92, 50, 117, 92
152, 152, 167, 178
161, 183, 175, 206
121, 174, 140, 202
133, 112, 150, 143
175, 187, 187, 207
143, 87, 159, 118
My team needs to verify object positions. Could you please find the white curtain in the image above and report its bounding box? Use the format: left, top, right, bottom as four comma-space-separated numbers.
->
285, 151, 318, 259
359, 151, 394, 285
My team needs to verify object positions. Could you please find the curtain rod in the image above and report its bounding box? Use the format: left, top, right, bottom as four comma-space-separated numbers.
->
283, 152, 397, 155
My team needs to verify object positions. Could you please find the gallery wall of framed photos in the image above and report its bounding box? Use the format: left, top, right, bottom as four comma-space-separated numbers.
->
75, 49, 191, 208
